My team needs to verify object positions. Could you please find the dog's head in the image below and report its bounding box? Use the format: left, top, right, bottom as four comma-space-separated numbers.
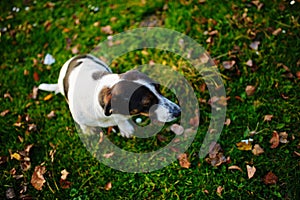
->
99, 70, 181, 122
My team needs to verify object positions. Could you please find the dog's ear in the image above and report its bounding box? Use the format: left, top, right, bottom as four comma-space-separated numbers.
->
99, 87, 113, 116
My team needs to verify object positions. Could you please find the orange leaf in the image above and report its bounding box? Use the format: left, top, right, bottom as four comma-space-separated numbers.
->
105, 182, 112, 190
216, 186, 223, 195
31, 166, 46, 190
263, 172, 278, 185
178, 153, 191, 169
245, 85, 256, 96
43, 93, 53, 101
270, 131, 279, 149
246, 165, 256, 179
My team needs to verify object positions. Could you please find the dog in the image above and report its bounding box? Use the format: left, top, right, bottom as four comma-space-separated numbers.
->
38, 54, 181, 137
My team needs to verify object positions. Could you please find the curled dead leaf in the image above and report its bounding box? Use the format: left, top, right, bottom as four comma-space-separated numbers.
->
249, 41, 260, 50
264, 114, 273, 122
246, 165, 256, 179
216, 186, 223, 196
31, 165, 46, 190
236, 141, 252, 151
228, 165, 243, 172
279, 132, 288, 143
246, 59, 253, 67
177, 153, 191, 169
252, 144, 264, 155
245, 85, 256, 96
224, 118, 231, 126
103, 152, 114, 158
263, 171, 278, 185
101, 25, 113, 35
170, 124, 184, 135
0, 109, 10, 117
105, 181, 112, 190
272, 28, 282, 36
60, 179, 72, 189
61, 169, 70, 180
222, 60, 235, 70
47, 110, 56, 119
270, 131, 280, 149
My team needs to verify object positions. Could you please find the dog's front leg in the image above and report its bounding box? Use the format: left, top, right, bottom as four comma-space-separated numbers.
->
115, 119, 135, 138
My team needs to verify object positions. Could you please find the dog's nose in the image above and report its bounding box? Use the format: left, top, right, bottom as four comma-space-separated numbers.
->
173, 108, 181, 118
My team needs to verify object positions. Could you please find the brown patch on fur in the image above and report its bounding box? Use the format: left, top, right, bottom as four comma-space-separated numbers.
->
99, 87, 112, 116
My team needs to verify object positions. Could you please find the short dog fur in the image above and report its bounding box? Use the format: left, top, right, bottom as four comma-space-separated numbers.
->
38, 54, 181, 137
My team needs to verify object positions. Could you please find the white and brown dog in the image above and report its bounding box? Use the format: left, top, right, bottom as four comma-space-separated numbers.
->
39, 54, 181, 137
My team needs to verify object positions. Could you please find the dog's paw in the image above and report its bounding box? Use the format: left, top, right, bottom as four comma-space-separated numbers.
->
118, 120, 135, 138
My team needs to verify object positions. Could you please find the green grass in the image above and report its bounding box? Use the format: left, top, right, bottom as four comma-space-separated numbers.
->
1, 0, 300, 199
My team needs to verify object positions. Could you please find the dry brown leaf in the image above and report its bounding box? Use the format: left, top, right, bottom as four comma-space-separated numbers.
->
4, 92, 13, 101
252, 144, 264, 155
270, 131, 280, 149
236, 141, 252, 151
178, 153, 191, 169
224, 118, 231, 126
206, 142, 227, 167
60, 179, 72, 189
5, 188, 16, 199
296, 71, 300, 80
31, 165, 46, 190
21, 161, 31, 171
263, 172, 278, 185
272, 28, 282, 36
222, 60, 235, 70
249, 41, 260, 50
33, 71, 40, 81
32, 86, 39, 99
189, 115, 199, 127
293, 151, 300, 157
170, 124, 184, 135
279, 132, 288, 143
101, 25, 113, 35
0, 156, 8, 165
245, 85, 256, 96
264, 114, 273, 122
246, 165, 256, 179
103, 152, 114, 158
105, 181, 112, 190
47, 110, 56, 119
71, 44, 80, 54
228, 165, 243, 172
246, 59, 253, 67
216, 186, 223, 196
61, 169, 70, 180
0, 109, 10, 117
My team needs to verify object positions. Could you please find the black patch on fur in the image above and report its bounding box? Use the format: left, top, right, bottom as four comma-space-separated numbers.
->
110, 81, 158, 116
63, 55, 87, 99
92, 71, 109, 80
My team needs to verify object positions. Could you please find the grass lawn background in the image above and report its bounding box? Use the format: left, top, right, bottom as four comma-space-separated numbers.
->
1, 0, 299, 199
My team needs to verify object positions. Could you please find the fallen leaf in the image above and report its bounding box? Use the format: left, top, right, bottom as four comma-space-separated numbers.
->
0, 109, 10, 117
245, 85, 256, 96
206, 142, 227, 167
252, 144, 264, 155
246, 59, 253, 67
272, 28, 282, 36
279, 132, 288, 143
105, 181, 112, 190
71, 44, 80, 54
101, 25, 113, 34
224, 118, 231, 126
11, 152, 21, 161
60, 179, 72, 189
222, 60, 235, 70
170, 124, 184, 135
177, 153, 191, 169
43, 93, 53, 101
47, 110, 56, 119
0, 156, 8, 165
103, 152, 114, 158
263, 172, 278, 185
296, 71, 300, 80
203, 189, 209, 194
264, 114, 273, 122
5, 188, 16, 199
43, 53, 55, 65
4, 92, 13, 101
236, 141, 252, 151
31, 165, 46, 190
61, 169, 69, 180
270, 131, 280, 149
249, 41, 260, 50
21, 161, 31, 171
189, 115, 199, 127
216, 186, 223, 196
32, 86, 39, 99
228, 165, 243, 172
293, 151, 300, 157
246, 165, 256, 179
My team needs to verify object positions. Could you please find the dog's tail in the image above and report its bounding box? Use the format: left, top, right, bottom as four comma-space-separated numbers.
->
38, 83, 60, 94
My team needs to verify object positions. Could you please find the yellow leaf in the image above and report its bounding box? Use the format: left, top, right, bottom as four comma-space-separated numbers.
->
236, 141, 252, 151
43, 93, 53, 101
11, 153, 21, 161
